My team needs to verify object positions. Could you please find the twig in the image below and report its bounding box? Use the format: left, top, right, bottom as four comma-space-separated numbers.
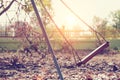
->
0, 0, 15, 16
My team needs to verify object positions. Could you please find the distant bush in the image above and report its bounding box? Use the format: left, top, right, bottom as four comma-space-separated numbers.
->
113, 46, 119, 51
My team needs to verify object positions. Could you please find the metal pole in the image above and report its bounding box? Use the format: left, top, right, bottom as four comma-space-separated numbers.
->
30, 0, 64, 80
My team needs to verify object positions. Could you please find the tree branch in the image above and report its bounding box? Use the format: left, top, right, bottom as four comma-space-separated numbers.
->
0, 0, 15, 16
0, 4, 3, 8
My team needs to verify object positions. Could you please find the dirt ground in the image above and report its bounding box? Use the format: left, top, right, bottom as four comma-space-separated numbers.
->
0, 51, 120, 80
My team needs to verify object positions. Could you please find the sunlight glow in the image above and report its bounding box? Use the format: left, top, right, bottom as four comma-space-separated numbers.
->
52, 0, 120, 29
64, 15, 77, 30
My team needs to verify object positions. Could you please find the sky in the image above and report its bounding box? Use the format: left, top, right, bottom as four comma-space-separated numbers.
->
0, 0, 120, 30
52, 0, 120, 30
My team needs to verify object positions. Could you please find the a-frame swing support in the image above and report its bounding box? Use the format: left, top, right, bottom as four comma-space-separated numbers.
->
31, 0, 64, 80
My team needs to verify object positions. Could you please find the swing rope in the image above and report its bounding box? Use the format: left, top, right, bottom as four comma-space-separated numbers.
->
39, 0, 81, 63
60, 0, 109, 66
60, 0, 107, 42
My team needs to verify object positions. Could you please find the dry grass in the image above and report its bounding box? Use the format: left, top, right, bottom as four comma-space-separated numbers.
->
0, 51, 120, 80
90, 53, 120, 63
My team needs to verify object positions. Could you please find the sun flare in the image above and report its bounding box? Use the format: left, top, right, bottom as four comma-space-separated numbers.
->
64, 15, 77, 30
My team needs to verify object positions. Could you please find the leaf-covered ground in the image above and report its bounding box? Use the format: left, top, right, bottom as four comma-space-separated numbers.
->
0, 51, 120, 80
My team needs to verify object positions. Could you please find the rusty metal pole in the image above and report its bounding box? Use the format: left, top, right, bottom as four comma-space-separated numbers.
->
30, 0, 64, 80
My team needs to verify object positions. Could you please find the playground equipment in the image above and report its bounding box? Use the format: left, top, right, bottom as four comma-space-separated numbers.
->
77, 42, 109, 66
39, 0, 110, 79
0, 0, 109, 80
31, 0, 109, 80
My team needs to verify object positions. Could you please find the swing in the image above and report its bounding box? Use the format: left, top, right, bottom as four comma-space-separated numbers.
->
77, 41, 109, 66
33, 1, 110, 79
60, 0, 110, 66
